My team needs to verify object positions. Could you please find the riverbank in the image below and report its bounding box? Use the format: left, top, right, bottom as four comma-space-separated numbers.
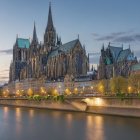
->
1, 97, 140, 117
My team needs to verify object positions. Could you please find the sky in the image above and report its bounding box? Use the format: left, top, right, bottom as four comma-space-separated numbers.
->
0, 0, 140, 85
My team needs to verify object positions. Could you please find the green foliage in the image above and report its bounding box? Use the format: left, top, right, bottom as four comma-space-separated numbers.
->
58, 95, 65, 102
110, 76, 128, 94
33, 95, 42, 101
97, 79, 109, 94
128, 74, 140, 93
27, 94, 65, 102
116, 92, 125, 101
138, 93, 140, 98
27, 96, 33, 100
0, 88, 2, 96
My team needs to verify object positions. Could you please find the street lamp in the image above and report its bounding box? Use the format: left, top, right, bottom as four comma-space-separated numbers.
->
128, 86, 132, 93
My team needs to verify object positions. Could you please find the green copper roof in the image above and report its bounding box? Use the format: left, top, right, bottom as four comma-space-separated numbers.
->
105, 57, 111, 65
17, 38, 30, 48
109, 46, 123, 62
117, 49, 131, 62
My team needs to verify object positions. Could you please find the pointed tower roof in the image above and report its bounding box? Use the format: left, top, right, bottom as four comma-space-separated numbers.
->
32, 22, 38, 44
46, 2, 54, 31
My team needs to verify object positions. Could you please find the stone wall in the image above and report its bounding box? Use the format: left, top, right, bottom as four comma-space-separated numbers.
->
0, 99, 79, 111
83, 97, 140, 117
1, 97, 140, 117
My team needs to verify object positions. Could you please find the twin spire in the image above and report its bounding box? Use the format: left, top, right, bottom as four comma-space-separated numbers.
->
46, 2, 54, 31
32, 2, 55, 45
32, 22, 38, 44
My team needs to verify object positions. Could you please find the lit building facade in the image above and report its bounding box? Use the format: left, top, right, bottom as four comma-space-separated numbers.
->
9, 4, 89, 83
98, 43, 137, 79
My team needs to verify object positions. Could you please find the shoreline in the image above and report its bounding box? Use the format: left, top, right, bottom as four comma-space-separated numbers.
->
1, 98, 140, 118
1, 103, 140, 118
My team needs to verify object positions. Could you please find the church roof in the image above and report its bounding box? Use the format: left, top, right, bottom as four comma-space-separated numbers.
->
59, 39, 79, 52
109, 45, 123, 61
117, 49, 131, 62
131, 63, 140, 71
48, 39, 79, 58
17, 38, 30, 49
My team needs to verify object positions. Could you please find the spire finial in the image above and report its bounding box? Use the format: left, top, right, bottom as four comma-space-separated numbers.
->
16, 34, 18, 39
78, 34, 79, 40
46, 1, 54, 31
102, 43, 104, 49
129, 44, 131, 50
32, 21, 38, 44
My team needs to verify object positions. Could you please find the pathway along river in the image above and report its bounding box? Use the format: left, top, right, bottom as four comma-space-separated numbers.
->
0, 106, 140, 140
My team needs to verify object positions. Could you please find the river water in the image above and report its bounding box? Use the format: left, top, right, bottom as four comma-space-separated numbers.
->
0, 106, 140, 140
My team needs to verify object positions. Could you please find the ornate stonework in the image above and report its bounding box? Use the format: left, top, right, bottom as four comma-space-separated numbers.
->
98, 43, 137, 79
9, 4, 89, 82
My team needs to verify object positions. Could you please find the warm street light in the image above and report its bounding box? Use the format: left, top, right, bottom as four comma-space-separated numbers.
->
128, 86, 132, 93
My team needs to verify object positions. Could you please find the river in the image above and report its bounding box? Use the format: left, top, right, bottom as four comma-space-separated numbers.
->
0, 106, 140, 140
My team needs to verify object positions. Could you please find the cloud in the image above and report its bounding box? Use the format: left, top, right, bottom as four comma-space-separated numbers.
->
94, 30, 140, 43
92, 33, 100, 37
114, 36, 135, 42
0, 49, 12, 55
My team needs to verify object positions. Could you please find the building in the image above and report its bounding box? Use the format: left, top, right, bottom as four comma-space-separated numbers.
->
9, 4, 89, 83
98, 43, 137, 79
131, 63, 140, 75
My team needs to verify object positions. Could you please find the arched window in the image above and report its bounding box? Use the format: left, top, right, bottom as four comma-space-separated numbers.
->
18, 50, 21, 60
75, 52, 83, 75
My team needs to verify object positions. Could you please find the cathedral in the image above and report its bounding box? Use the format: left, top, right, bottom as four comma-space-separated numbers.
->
98, 43, 137, 79
9, 4, 89, 82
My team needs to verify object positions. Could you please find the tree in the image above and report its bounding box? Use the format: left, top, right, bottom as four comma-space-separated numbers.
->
97, 79, 109, 94
27, 88, 33, 96
110, 76, 127, 94
128, 74, 140, 93
0, 88, 2, 97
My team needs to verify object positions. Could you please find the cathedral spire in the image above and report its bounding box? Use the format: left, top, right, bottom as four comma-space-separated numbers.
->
46, 2, 54, 31
32, 22, 38, 44
44, 2, 56, 48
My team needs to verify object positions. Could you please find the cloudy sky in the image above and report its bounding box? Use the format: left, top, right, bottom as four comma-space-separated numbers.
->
0, 0, 140, 85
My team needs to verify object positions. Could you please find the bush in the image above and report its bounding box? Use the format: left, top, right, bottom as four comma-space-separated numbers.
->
33, 95, 42, 101
58, 95, 65, 102
27, 96, 33, 100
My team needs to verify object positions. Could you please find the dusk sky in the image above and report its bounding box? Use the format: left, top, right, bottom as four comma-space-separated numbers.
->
0, 0, 140, 84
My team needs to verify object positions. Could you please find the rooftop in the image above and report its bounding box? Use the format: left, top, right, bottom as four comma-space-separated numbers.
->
17, 38, 30, 49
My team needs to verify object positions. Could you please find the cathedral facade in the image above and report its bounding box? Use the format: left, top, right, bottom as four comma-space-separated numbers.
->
98, 43, 137, 79
9, 4, 89, 82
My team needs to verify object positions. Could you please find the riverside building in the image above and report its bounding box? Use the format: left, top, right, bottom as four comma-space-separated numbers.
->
9, 4, 89, 83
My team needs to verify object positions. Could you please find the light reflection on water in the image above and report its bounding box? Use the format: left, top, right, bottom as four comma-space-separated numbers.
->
0, 106, 140, 140
86, 115, 104, 140
29, 109, 34, 118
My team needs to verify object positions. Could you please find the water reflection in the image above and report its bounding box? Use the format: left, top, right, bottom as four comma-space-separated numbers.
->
66, 113, 72, 128
15, 107, 22, 136
3, 106, 9, 121
86, 115, 104, 140
16, 108, 21, 121
29, 109, 34, 118
0, 106, 140, 140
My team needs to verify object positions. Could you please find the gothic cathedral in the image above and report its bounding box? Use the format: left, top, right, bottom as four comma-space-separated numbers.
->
9, 4, 89, 82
